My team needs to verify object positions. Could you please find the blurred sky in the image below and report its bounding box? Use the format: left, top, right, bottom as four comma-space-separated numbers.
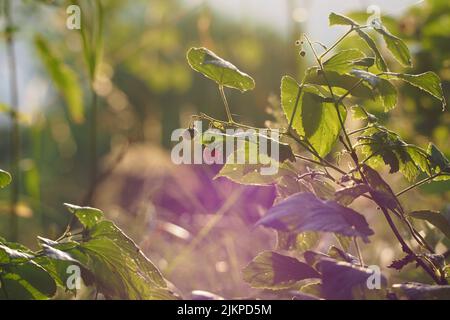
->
186, 0, 423, 39
0, 0, 424, 117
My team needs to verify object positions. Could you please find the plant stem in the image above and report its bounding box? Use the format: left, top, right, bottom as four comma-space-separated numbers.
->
396, 173, 441, 197
288, 84, 302, 132
219, 85, 233, 123
380, 206, 445, 284
348, 126, 370, 136
319, 28, 354, 60
5, 0, 20, 241
337, 79, 364, 104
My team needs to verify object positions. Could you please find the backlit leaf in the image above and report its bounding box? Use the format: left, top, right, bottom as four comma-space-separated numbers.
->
281, 75, 346, 157
384, 72, 446, 110
186, 47, 255, 92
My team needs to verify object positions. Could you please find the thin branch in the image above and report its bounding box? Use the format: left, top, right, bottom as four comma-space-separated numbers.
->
219, 85, 233, 123
319, 28, 354, 60
396, 173, 441, 197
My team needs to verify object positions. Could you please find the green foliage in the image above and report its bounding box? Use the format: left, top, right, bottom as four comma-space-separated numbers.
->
185, 11, 450, 300
383, 72, 446, 110
281, 76, 346, 157
0, 204, 176, 300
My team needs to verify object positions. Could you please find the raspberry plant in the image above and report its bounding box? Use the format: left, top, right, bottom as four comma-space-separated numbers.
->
186, 12, 450, 300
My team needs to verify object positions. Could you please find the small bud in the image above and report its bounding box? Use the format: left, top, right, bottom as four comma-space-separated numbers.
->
299, 50, 306, 57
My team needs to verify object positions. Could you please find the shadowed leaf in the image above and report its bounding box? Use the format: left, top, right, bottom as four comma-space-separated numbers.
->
257, 192, 374, 242
243, 251, 320, 290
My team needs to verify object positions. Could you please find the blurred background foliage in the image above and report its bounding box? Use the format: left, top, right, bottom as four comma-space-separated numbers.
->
0, 0, 448, 298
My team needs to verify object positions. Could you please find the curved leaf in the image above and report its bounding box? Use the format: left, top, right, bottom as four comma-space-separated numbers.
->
323, 49, 366, 73
355, 29, 388, 72
374, 24, 411, 67
385, 72, 446, 110
186, 47, 255, 92
256, 192, 374, 242
64, 203, 104, 229
329, 12, 358, 26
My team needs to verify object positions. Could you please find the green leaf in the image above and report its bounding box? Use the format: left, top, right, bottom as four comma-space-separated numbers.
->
352, 57, 375, 68
329, 12, 358, 26
64, 203, 104, 229
281, 75, 346, 157
40, 244, 78, 262
69, 220, 176, 300
377, 78, 397, 111
385, 72, 446, 110
242, 251, 320, 290
427, 143, 450, 175
216, 159, 296, 186
0, 169, 12, 189
355, 29, 388, 72
409, 210, 450, 239
350, 70, 397, 111
34, 35, 84, 123
392, 282, 450, 300
350, 105, 378, 123
186, 47, 255, 92
276, 231, 320, 252
304, 67, 374, 99
358, 127, 431, 181
323, 49, 365, 73
0, 260, 56, 299
376, 27, 412, 67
